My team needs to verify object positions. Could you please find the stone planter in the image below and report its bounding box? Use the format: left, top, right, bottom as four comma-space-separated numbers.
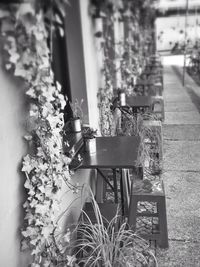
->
119, 92, 126, 106
71, 118, 81, 133
84, 138, 96, 154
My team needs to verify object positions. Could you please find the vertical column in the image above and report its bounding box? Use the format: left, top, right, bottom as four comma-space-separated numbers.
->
119, 19, 125, 88
114, 12, 122, 89
94, 17, 105, 87
94, 17, 104, 69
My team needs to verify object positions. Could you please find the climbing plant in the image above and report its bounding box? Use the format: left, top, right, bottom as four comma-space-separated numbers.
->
91, 0, 157, 135
0, 2, 78, 267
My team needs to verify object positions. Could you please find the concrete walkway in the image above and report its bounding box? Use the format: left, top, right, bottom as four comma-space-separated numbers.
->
157, 66, 200, 266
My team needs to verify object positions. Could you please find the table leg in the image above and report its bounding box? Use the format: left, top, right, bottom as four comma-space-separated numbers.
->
120, 169, 124, 216
138, 166, 143, 179
112, 169, 118, 203
96, 169, 115, 192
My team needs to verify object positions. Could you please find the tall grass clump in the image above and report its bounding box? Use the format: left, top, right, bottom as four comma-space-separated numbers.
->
72, 192, 157, 267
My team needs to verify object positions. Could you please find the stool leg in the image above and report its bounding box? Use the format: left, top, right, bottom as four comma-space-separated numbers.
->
157, 196, 169, 248
128, 195, 138, 231
162, 102, 165, 121
152, 98, 165, 121
122, 169, 131, 216
113, 169, 118, 203
120, 169, 125, 215
95, 173, 105, 203
136, 166, 143, 179
126, 169, 131, 196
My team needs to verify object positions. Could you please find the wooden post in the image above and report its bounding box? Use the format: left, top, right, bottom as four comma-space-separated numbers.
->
114, 12, 122, 89
94, 17, 105, 87
183, 0, 189, 87
195, 6, 198, 44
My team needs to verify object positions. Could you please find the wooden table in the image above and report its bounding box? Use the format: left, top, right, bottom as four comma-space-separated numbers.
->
136, 81, 154, 87
135, 81, 155, 95
121, 95, 153, 114
71, 136, 141, 214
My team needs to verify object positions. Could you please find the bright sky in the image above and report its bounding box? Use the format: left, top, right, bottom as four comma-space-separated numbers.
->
162, 55, 184, 66
157, 0, 200, 10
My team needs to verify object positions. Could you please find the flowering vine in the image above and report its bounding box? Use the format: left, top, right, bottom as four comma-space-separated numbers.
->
1, 3, 77, 267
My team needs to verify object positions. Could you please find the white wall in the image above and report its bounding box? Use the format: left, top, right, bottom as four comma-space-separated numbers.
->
65, 0, 103, 131
156, 15, 200, 51
79, 0, 101, 131
0, 58, 31, 267
65, 0, 89, 124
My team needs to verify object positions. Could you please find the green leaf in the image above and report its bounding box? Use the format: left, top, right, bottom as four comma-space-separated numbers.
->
21, 239, 29, 251
41, 225, 54, 239
9, 52, 20, 63
31, 264, 41, 267
31, 246, 41, 256
58, 26, 64, 37
5, 63, 12, 70
22, 159, 34, 174
14, 67, 27, 77
35, 204, 49, 215
30, 237, 39, 246
0, 9, 9, 18
1, 19, 15, 33
24, 135, 33, 141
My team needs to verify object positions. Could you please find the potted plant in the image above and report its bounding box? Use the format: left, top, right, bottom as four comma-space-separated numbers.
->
82, 127, 97, 154
118, 89, 126, 106
138, 118, 162, 176
71, 193, 157, 267
70, 99, 84, 133
120, 112, 162, 177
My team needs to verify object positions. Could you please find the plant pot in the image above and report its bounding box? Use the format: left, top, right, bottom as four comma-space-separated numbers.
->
71, 118, 81, 133
84, 138, 96, 154
149, 156, 161, 175
119, 92, 126, 106
133, 76, 137, 86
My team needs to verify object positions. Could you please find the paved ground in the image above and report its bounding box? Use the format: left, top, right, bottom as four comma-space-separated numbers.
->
156, 66, 200, 266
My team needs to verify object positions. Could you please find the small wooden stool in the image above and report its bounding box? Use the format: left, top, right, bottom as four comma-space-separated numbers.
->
151, 95, 165, 121
128, 179, 168, 248
143, 120, 163, 163
154, 82, 163, 96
